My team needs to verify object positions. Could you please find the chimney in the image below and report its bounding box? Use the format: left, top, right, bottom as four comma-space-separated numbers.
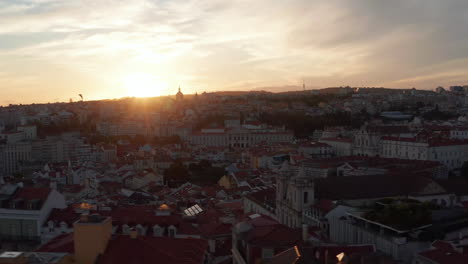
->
129, 228, 138, 239
80, 213, 89, 223
302, 224, 309, 242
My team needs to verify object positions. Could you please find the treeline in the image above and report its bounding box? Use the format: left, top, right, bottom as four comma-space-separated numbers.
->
164, 160, 224, 187
193, 114, 226, 130
259, 111, 366, 138
266, 94, 348, 107
88, 134, 181, 146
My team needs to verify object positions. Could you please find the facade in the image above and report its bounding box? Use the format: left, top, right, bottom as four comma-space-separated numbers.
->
352, 125, 413, 156
96, 121, 152, 137
276, 166, 314, 228
298, 142, 333, 158
319, 137, 353, 156
31, 134, 93, 163
0, 142, 32, 175
0, 186, 66, 243
188, 128, 293, 148
380, 137, 468, 170
17, 126, 37, 140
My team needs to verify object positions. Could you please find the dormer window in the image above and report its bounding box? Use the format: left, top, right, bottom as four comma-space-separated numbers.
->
48, 220, 55, 232
136, 224, 146, 235
60, 221, 68, 232
10, 198, 25, 209
122, 224, 130, 235
153, 225, 164, 237
168, 225, 177, 238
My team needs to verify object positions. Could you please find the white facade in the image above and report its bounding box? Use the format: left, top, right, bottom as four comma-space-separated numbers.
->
17, 126, 37, 140
188, 128, 293, 148
319, 138, 353, 156
380, 138, 468, 170
352, 126, 414, 156
0, 142, 32, 175
0, 131, 25, 144
0, 189, 66, 241
96, 121, 151, 136
276, 168, 315, 228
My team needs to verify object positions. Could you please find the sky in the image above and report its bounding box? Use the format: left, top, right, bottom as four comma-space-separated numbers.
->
1, 0, 468, 105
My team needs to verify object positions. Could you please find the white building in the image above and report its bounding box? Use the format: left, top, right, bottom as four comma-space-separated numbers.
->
319, 137, 353, 156
0, 142, 32, 175
17, 125, 37, 140
0, 185, 66, 242
188, 127, 293, 148
0, 131, 25, 144
276, 165, 314, 228
353, 125, 414, 156
380, 137, 468, 170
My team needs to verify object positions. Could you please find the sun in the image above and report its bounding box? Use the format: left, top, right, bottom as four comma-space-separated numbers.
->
122, 73, 167, 98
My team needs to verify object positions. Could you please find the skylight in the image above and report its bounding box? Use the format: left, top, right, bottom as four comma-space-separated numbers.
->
184, 204, 203, 216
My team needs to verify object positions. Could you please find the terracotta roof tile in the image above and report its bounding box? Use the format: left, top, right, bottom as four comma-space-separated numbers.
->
98, 235, 208, 264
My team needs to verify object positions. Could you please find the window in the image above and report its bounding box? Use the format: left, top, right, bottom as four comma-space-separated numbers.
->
168, 227, 176, 237
304, 192, 309, 204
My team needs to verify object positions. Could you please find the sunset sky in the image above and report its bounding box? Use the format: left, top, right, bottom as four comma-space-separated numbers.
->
1, 0, 468, 105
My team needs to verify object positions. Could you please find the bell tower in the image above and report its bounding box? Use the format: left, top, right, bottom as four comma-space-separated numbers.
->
176, 86, 184, 102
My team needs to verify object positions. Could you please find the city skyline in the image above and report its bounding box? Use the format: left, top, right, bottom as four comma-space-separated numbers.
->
1, 0, 468, 105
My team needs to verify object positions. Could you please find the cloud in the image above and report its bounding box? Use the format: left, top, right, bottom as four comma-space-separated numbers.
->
0, 0, 468, 104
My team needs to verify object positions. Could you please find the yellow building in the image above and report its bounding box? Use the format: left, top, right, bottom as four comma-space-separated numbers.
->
218, 174, 237, 189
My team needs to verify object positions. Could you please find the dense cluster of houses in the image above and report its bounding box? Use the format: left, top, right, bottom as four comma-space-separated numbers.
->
2, 87, 468, 263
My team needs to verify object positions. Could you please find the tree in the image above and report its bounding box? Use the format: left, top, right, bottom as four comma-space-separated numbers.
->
164, 161, 189, 186
198, 159, 211, 169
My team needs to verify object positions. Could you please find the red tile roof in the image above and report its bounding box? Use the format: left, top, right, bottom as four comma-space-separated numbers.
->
315, 174, 441, 200
432, 240, 455, 251
312, 199, 335, 214
200, 222, 232, 237
97, 235, 208, 264
47, 207, 80, 226
419, 244, 468, 264
35, 233, 74, 253
248, 225, 302, 247
13, 187, 51, 201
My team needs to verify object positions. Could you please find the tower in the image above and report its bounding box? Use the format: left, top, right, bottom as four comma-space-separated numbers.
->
176, 86, 184, 102
276, 165, 315, 228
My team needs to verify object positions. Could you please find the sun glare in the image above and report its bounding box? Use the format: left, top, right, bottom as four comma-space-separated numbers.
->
122, 73, 167, 98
